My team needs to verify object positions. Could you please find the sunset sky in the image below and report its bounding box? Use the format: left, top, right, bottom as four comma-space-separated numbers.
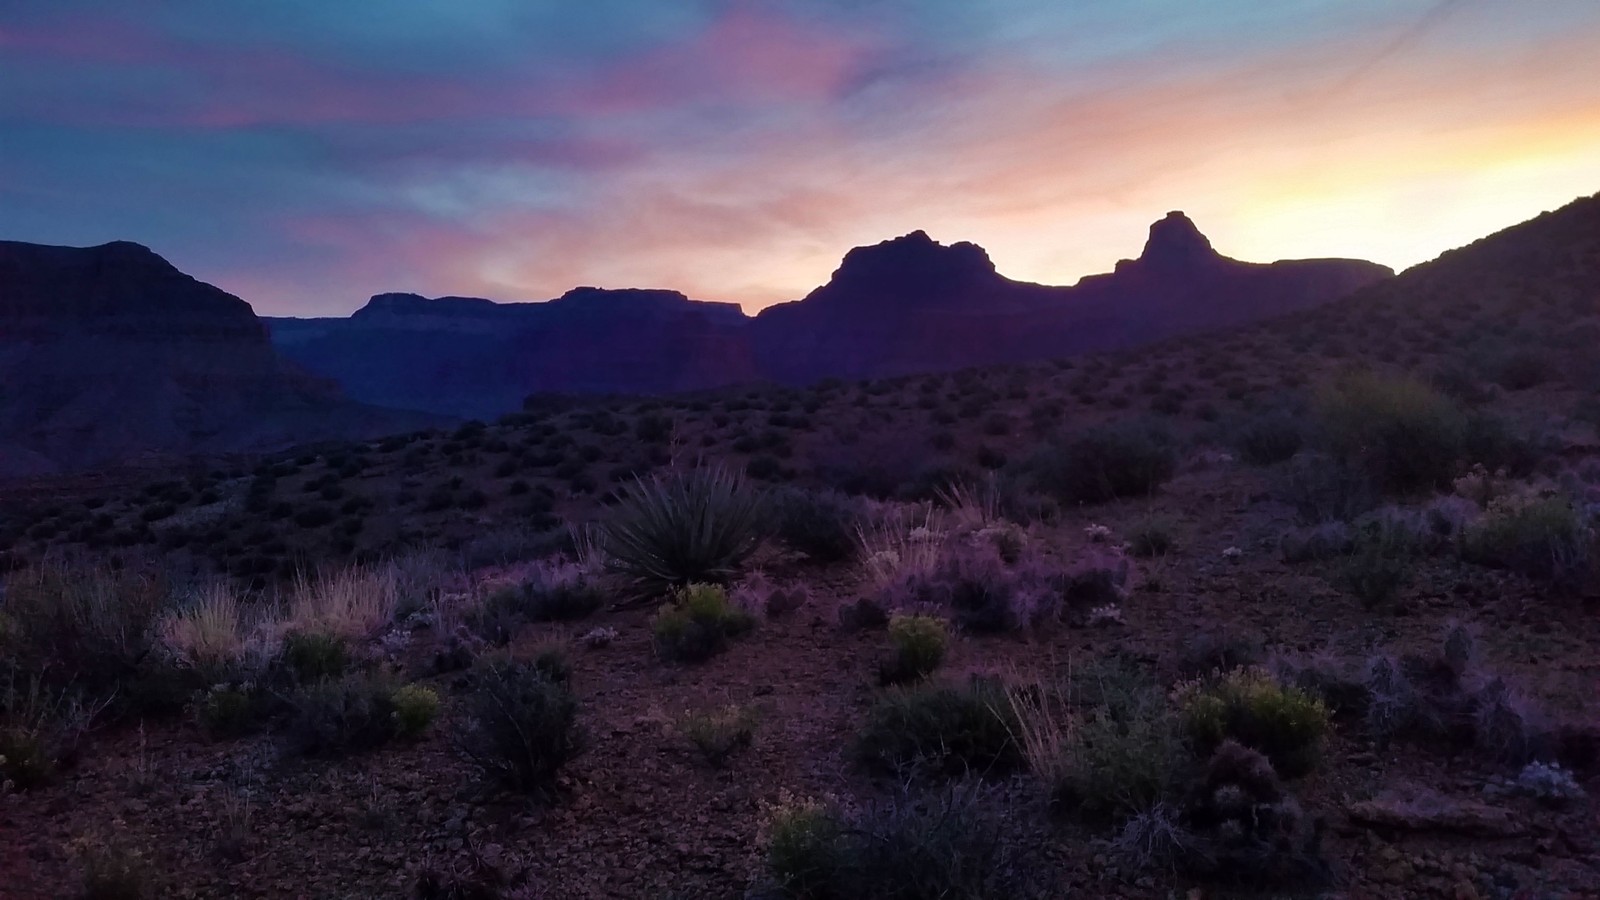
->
3, 1, 1599, 316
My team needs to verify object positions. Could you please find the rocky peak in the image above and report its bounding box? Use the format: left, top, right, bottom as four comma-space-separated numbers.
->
0, 238, 258, 333
1136, 211, 1220, 271
808, 230, 1000, 309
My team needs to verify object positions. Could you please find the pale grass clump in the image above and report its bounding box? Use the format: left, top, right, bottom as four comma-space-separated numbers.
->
156, 583, 255, 674
856, 504, 947, 589
288, 564, 400, 642
1003, 674, 1077, 792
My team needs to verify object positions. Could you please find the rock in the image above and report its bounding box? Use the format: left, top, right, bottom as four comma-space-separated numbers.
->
1347, 790, 1524, 837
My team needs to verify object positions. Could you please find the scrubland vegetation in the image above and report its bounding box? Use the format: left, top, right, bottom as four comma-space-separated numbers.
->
4, 222, 1600, 897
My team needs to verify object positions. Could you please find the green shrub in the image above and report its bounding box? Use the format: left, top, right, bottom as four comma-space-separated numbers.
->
0, 564, 167, 695
1334, 525, 1413, 610
1461, 494, 1592, 583
1031, 420, 1177, 504
879, 614, 949, 685
0, 677, 99, 790
1008, 673, 1183, 822
1232, 411, 1305, 466
1177, 668, 1329, 777
1314, 372, 1465, 493
766, 801, 847, 898
485, 565, 607, 623
650, 583, 755, 663
458, 656, 580, 793
856, 677, 1020, 778
284, 671, 406, 757
281, 631, 348, 683
675, 703, 757, 768
196, 685, 264, 740
602, 466, 767, 597
765, 786, 1008, 899
1127, 519, 1175, 558
768, 487, 861, 563
390, 684, 440, 738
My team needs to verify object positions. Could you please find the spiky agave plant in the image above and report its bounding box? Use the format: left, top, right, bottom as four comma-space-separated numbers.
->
602, 465, 768, 600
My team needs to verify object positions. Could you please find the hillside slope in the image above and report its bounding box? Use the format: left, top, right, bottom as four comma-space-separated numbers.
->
0, 240, 443, 476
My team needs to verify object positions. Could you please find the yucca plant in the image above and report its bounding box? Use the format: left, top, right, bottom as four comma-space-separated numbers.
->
601, 466, 768, 599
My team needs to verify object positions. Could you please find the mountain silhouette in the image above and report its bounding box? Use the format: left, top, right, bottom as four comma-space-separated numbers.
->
0, 240, 441, 476
266, 213, 1390, 417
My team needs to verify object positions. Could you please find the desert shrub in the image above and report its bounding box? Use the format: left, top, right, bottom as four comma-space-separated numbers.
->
650, 583, 755, 663
0, 563, 167, 693
0, 677, 102, 789
765, 785, 1009, 899
458, 656, 580, 792
390, 684, 440, 738
80, 842, 156, 900
856, 677, 1020, 779
1173, 741, 1327, 886
1009, 677, 1183, 822
155, 584, 254, 681
768, 487, 861, 563
284, 670, 407, 757
1461, 493, 1593, 584
196, 684, 265, 739
1487, 345, 1551, 390
879, 614, 949, 685
602, 466, 767, 597
1461, 412, 1544, 477
1030, 420, 1177, 504
675, 703, 757, 768
1177, 668, 1329, 777
287, 565, 400, 643
1313, 372, 1465, 493
1275, 454, 1379, 524
1126, 519, 1174, 558
485, 562, 607, 623
1333, 524, 1413, 610
281, 631, 349, 683
867, 529, 1107, 634
1232, 411, 1305, 466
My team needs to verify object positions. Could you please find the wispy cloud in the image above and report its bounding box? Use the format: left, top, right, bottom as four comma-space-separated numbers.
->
1, 1, 1598, 315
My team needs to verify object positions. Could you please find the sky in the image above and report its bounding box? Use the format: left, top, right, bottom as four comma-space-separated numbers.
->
3, 1, 1600, 316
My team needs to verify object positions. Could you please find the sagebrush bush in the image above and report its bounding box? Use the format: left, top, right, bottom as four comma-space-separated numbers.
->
196, 684, 265, 740
484, 561, 607, 624
459, 656, 580, 792
1334, 525, 1413, 610
1118, 517, 1169, 557
1177, 668, 1329, 777
0, 676, 99, 789
1232, 410, 1305, 466
880, 614, 949, 685
602, 466, 767, 597
1008, 676, 1183, 822
765, 785, 1008, 899
0, 563, 166, 694
650, 583, 755, 663
281, 631, 349, 683
1030, 420, 1178, 504
1461, 493, 1592, 584
768, 487, 861, 563
1314, 372, 1466, 494
284, 670, 407, 757
390, 684, 440, 738
856, 677, 1020, 778
675, 703, 757, 768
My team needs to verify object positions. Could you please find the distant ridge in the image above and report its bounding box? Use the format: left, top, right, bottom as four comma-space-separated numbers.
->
267, 213, 1390, 416
0, 240, 445, 477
